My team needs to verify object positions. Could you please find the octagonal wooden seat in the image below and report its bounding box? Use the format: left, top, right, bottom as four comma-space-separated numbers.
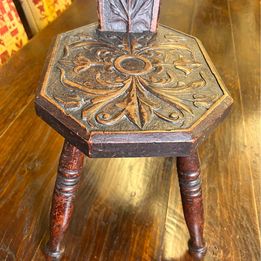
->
35, 1, 233, 259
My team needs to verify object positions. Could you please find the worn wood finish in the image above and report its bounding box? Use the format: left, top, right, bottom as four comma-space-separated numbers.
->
36, 1, 232, 257
38, 27, 227, 132
35, 25, 232, 157
0, 0, 260, 260
46, 140, 84, 259
177, 152, 206, 259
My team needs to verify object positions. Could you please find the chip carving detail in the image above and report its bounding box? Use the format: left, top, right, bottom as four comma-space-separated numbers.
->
42, 24, 225, 131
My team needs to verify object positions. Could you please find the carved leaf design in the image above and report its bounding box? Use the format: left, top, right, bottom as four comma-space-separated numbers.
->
122, 78, 143, 127
53, 90, 83, 111
109, 0, 128, 21
73, 55, 93, 73
174, 56, 201, 75
55, 32, 218, 130
135, 0, 150, 16
193, 94, 217, 109
109, 0, 152, 31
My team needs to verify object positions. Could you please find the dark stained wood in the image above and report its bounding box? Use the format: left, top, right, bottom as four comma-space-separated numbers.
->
37, 26, 228, 132
46, 140, 84, 259
0, 0, 260, 260
177, 152, 206, 259
36, 2, 233, 257
97, 0, 160, 33
35, 24, 232, 157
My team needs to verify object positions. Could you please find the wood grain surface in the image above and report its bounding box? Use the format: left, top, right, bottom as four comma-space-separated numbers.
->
0, 0, 260, 260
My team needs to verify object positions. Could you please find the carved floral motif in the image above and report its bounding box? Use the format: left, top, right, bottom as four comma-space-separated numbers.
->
55, 31, 217, 129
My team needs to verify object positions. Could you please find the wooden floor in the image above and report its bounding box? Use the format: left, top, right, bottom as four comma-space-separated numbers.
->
0, 0, 260, 260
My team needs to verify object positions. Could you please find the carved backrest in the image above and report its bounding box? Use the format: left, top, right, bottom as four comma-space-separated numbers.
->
97, 0, 161, 33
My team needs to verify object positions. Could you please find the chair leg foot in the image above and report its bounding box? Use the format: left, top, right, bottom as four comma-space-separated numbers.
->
44, 243, 64, 259
44, 140, 84, 259
177, 151, 207, 260
188, 239, 207, 259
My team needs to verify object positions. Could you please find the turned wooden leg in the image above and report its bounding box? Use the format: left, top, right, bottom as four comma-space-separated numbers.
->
177, 151, 207, 259
45, 140, 84, 259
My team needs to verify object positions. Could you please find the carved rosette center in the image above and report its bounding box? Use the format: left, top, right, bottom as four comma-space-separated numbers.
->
114, 55, 152, 76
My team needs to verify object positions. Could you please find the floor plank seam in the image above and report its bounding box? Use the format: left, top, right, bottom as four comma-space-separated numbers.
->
0, 96, 34, 140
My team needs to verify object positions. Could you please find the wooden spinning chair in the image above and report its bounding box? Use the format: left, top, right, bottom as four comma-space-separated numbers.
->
35, 0, 233, 259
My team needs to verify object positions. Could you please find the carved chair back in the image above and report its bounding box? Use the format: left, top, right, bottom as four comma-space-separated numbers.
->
97, 0, 161, 33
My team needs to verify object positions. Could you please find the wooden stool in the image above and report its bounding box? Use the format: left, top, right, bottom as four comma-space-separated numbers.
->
35, 1, 233, 259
